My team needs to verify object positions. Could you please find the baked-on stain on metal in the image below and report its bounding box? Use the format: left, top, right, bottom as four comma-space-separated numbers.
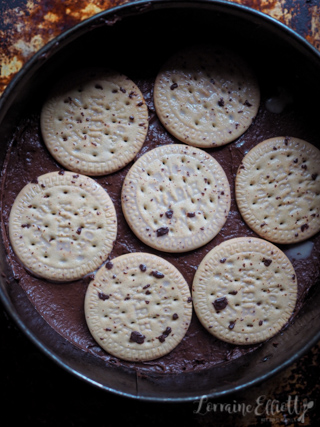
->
0, 0, 320, 96
0, 0, 129, 96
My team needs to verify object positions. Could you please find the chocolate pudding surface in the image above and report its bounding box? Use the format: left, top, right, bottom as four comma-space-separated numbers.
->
1, 59, 320, 375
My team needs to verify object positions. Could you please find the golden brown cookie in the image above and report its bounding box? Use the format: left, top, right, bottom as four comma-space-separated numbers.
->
235, 136, 320, 244
9, 171, 117, 281
154, 45, 260, 148
41, 68, 148, 176
84, 252, 192, 361
192, 237, 298, 345
121, 144, 231, 252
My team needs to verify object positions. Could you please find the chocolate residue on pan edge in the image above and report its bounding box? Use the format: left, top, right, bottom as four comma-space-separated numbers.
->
1, 64, 320, 375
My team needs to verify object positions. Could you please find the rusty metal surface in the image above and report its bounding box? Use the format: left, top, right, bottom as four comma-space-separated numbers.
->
0, 0, 320, 96
0, 0, 130, 95
1, 0, 320, 425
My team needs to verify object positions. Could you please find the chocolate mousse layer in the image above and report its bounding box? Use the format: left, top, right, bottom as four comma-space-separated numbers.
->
1, 69, 320, 375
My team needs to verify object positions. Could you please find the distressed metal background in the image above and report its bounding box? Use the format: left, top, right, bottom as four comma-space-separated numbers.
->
1, 0, 320, 96
1, 1, 320, 426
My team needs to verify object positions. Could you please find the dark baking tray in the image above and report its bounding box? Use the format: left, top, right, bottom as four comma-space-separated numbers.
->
1, 0, 320, 401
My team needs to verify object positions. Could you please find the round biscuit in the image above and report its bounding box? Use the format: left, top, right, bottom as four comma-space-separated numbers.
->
153, 45, 260, 148
9, 171, 117, 282
235, 136, 320, 244
84, 252, 192, 362
40, 68, 148, 176
121, 144, 231, 253
192, 237, 298, 345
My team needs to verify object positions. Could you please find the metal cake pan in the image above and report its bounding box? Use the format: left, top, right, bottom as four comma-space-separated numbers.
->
1, 0, 320, 401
